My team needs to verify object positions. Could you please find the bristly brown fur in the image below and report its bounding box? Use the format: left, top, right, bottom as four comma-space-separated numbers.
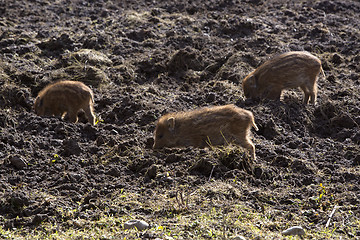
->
34, 80, 96, 125
242, 51, 324, 104
153, 104, 258, 160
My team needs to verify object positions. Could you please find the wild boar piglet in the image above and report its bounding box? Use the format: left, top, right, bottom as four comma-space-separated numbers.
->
242, 51, 324, 104
34, 80, 96, 125
153, 104, 258, 159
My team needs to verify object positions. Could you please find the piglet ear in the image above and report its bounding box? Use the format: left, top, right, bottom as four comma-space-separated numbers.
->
36, 97, 43, 107
167, 117, 175, 131
249, 75, 257, 88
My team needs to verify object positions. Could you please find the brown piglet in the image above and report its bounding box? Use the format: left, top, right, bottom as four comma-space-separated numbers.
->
153, 104, 258, 159
34, 80, 96, 125
242, 51, 324, 104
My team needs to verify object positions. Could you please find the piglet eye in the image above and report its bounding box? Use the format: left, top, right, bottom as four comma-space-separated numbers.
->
158, 134, 164, 139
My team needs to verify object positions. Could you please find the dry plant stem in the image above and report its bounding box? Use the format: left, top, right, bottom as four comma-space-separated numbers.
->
176, 190, 188, 210
325, 205, 339, 228
208, 165, 216, 182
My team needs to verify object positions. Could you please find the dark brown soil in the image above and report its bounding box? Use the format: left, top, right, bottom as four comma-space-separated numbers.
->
0, 0, 359, 239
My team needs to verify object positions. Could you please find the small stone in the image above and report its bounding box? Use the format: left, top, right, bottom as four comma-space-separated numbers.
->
124, 219, 149, 231
9, 155, 27, 169
282, 226, 305, 236
145, 165, 158, 179
155, 236, 174, 240
156, 173, 173, 183
232, 235, 246, 240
